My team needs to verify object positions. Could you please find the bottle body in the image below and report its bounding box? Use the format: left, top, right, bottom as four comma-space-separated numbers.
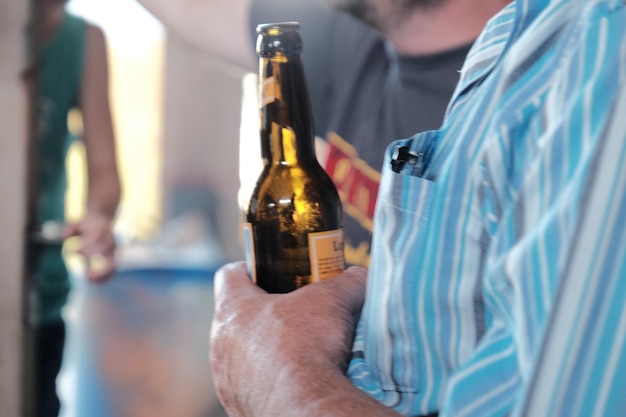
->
245, 161, 344, 292
243, 22, 344, 293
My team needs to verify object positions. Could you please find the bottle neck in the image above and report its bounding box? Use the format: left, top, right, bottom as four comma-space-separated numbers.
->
258, 54, 316, 166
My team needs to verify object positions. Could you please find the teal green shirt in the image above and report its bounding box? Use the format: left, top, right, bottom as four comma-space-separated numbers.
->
33, 11, 86, 324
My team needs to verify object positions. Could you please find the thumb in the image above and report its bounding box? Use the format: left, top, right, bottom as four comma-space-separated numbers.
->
331, 266, 368, 316
300, 266, 368, 317
62, 222, 81, 239
214, 261, 265, 302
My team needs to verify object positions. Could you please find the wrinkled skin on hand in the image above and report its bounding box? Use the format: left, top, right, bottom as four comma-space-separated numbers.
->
210, 262, 368, 417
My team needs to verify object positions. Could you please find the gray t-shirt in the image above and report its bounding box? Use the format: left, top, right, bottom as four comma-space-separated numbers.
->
251, 0, 470, 267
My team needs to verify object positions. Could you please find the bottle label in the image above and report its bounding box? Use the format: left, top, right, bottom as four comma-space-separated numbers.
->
309, 229, 345, 281
243, 224, 345, 284
242, 222, 257, 284
261, 77, 278, 106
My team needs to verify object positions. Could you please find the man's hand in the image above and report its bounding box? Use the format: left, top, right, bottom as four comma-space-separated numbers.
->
63, 212, 116, 282
210, 262, 370, 417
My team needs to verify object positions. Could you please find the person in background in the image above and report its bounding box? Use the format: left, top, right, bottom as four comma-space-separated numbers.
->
136, 0, 508, 267
28, 0, 121, 415
210, 0, 626, 416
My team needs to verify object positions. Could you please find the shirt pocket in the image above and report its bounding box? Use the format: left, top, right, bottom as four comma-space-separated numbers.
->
357, 131, 439, 395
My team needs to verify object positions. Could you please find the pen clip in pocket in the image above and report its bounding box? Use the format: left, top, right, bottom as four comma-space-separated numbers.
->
391, 145, 425, 176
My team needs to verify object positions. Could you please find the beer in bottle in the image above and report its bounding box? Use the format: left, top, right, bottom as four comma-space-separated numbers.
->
243, 22, 345, 293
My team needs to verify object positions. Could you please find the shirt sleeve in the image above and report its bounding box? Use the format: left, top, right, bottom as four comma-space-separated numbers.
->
516, 69, 626, 417
440, 3, 626, 416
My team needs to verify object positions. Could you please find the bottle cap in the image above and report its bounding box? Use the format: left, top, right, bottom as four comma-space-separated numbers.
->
256, 22, 303, 56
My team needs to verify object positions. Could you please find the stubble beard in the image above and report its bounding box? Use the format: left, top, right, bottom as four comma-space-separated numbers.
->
322, 0, 444, 32
322, 0, 369, 21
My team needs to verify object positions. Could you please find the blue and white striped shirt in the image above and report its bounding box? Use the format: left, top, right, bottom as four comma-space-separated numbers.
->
347, 0, 626, 416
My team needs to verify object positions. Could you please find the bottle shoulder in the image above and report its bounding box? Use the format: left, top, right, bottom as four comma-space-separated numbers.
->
248, 163, 341, 209
256, 162, 337, 189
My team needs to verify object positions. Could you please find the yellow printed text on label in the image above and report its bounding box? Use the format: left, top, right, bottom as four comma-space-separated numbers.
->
308, 229, 345, 281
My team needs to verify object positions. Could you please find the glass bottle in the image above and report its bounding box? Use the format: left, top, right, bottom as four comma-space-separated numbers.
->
243, 22, 344, 293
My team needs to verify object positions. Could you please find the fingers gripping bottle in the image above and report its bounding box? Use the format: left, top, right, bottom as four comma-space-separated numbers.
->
243, 22, 345, 293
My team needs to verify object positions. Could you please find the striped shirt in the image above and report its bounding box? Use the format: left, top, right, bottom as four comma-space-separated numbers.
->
347, 1, 626, 416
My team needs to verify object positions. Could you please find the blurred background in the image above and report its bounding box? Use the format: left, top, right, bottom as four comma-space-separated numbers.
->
63, 0, 249, 263
0, 0, 257, 416
60, 0, 253, 415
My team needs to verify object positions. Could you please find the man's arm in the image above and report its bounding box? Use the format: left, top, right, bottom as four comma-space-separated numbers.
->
137, 0, 257, 71
210, 262, 404, 417
64, 24, 121, 282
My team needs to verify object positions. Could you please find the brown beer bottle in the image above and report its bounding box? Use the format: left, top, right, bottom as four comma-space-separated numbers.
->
243, 22, 344, 293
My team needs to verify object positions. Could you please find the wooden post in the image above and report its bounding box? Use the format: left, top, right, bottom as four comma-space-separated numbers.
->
0, 1, 32, 416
